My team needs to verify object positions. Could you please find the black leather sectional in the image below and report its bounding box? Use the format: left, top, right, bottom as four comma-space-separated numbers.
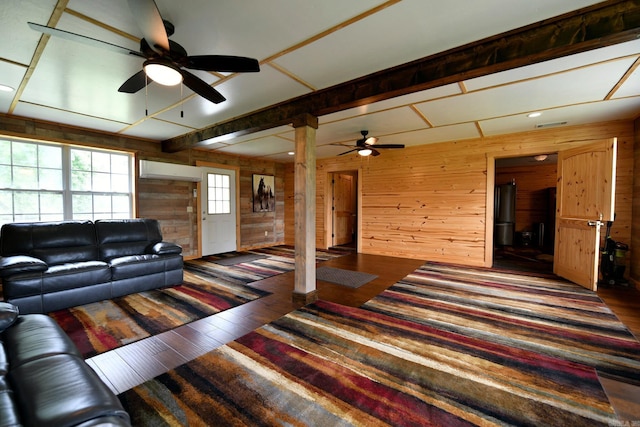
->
0, 219, 183, 314
0, 302, 131, 426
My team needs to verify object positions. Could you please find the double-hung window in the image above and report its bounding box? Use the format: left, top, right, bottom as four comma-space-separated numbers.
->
0, 138, 133, 227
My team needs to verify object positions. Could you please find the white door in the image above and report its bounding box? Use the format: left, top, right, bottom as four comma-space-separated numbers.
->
553, 138, 616, 290
201, 167, 237, 255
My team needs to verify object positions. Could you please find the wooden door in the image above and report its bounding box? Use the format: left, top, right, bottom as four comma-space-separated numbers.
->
554, 138, 616, 290
332, 173, 356, 246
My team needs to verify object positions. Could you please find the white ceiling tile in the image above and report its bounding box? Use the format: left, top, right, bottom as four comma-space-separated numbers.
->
0, 0, 57, 65
612, 61, 640, 99
317, 106, 429, 145
154, 65, 309, 130
415, 58, 638, 126
320, 84, 462, 124
13, 102, 129, 134
0, 62, 26, 113
214, 135, 294, 157
465, 39, 640, 92
120, 117, 194, 140
480, 97, 640, 136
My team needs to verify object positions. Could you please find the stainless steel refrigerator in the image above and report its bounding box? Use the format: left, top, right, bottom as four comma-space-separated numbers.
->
494, 182, 516, 246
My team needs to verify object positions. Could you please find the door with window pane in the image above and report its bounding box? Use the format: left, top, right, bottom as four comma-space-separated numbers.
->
201, 167, 236, 255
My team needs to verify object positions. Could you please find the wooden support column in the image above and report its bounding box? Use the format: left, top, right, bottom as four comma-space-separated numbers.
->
292, 114, 318, 304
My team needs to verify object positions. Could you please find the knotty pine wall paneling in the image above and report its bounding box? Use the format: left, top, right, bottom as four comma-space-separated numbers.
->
285, 120, 635, 269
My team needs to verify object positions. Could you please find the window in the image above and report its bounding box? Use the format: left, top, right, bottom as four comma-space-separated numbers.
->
207, 173, 230, 214
0, 139, 133, 227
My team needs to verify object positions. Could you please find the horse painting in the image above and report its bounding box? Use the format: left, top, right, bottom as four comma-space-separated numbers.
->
253, 175, 275, 212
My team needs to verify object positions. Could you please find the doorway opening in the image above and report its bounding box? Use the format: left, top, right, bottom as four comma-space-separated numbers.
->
329, 170, 358, 251
492, 153, 557, 274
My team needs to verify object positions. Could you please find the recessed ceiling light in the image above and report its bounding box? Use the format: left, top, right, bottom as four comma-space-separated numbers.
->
288, 151, 294, 155
0, 84, 15, 92
527, 112, 542, 118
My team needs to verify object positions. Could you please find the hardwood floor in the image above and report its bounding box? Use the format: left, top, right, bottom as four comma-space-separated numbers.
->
86, 252, 424, 394
85, 252, 640, 422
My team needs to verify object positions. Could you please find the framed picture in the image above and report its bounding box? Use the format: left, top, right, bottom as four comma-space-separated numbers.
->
253, 174, 275, 212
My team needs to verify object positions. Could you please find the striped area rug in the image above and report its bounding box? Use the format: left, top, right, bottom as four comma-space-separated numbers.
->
50, 269, 271, 358
185, 245, 350, 285
362, 262, 640, 385
118, 261, 639, 425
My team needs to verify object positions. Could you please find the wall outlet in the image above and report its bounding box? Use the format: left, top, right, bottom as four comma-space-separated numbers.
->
265, 230, 268, 237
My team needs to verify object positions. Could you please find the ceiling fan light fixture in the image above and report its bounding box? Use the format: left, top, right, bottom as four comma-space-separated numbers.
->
534, 154, 548, 161
358, 148, 373, 157
143, 60, 183, 86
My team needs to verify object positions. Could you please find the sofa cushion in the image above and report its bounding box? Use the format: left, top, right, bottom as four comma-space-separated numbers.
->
0, 303, 19, 333
0, 221, 98, 266
43, 261, 111, 293
9, 354, 130, 427
31, 246, 99, 267
109, 254, 167, 280
0, 255, 47, 278
95, 219, 162, 261
2, 262, 111, 302
2, 315, 81, 369
0, 384, 20, 427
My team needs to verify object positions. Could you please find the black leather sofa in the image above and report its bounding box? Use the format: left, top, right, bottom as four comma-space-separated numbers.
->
0, 219, 183, 314
0, 302, 131, 426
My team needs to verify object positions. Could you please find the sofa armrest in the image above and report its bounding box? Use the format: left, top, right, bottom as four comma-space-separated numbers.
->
148, 242, 182, 255
0, 256, 47, 278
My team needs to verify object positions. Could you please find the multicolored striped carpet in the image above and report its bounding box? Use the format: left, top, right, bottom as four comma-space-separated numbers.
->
119, 262, 640, 426
51, 246, 348, 359
363, 262, 640, 385
50, 269, 271, 358
185, 245, 350, 286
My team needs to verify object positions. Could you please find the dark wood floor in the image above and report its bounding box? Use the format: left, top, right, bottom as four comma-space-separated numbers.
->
85, 252, 640, 421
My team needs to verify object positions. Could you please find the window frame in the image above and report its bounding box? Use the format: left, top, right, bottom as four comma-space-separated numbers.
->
0, 137, 134, 226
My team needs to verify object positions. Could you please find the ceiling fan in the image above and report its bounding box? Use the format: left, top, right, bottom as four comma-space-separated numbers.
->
28, 0, 259, 104
338, 130, 405, 157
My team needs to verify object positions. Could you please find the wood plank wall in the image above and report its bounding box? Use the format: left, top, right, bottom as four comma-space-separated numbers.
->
1, 114, 636, 284
285, 120, 635, 270
0, 114, 286, 260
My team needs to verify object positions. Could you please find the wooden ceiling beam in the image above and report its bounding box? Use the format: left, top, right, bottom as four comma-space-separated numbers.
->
162, 0, 640, 153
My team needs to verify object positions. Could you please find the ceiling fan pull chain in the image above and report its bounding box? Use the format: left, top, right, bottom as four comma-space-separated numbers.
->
144, 74, 149, 116
180, 83, 184, 118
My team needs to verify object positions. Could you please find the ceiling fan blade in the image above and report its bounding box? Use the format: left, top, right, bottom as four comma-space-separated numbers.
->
28, 22, 144, 58
186, 55, 260, 73
370, 148, 381, 156
372, 144, 405, 149
118, 70, 149, 93
127, 0, 169, 53
339, 148, 359, 156
180, 69, 226, 103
